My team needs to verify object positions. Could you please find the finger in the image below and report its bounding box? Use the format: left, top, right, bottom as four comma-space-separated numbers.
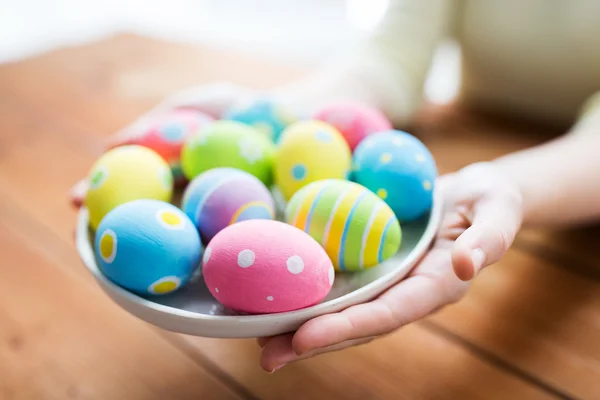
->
259, 333, 374, 372
452, 194, 522, 281
69, 179, 89, 209
292, 246, 466, 355
256, 336, 273, 348
259, 333, 294, 372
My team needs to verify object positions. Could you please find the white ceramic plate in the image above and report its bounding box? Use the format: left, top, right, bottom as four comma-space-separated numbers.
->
76, 191, 443, 338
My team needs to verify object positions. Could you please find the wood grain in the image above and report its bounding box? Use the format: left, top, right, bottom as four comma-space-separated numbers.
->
173, 326, 557, 400
431, 249, 600, 399
0, 218, 241, 400
517, 227, 600, 281
0, 34, 306, 137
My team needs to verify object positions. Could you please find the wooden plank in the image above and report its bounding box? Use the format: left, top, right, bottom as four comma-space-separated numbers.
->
0, 130, 103, 248
0, 34, 306, 136
517, 227, 600, 280
0, 97, 43, 158
430, 248, 600, 400
173, 327, 557, 400
412, 104, 551, 172
0, 219, 241, 400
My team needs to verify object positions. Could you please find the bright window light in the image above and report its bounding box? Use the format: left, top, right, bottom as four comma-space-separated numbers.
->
345, 0, 389, 32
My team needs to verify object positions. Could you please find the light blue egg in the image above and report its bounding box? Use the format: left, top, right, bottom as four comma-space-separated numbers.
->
224, 99, 297, 143
95, 199, 202, 296
353, 130, 437, 222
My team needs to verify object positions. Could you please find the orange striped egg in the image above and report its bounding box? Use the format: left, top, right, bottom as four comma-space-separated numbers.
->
284, 179, 401, 271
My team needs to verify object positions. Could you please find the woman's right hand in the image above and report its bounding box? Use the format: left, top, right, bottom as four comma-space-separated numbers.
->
69, 82, 258, 208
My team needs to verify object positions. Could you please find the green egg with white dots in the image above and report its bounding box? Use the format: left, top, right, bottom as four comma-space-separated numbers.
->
181, 121, 275, 186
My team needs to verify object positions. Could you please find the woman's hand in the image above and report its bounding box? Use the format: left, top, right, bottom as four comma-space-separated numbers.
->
69, 82, 257, 207
258, 161, 524, 372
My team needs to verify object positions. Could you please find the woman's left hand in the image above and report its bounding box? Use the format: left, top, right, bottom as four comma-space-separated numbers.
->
258, 162, 524, 372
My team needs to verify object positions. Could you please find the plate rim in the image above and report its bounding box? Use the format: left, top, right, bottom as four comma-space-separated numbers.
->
76, 190, 443, 327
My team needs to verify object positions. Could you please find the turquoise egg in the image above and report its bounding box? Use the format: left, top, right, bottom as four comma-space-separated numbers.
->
352, 130, 437, 222
224, 99, 297, 143
95, 199, 202, 296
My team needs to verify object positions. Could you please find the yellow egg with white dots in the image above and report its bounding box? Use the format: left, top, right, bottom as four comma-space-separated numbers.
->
85, 145, 173, 230
275, 120, 351, 200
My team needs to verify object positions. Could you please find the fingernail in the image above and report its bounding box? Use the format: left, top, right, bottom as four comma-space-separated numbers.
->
471, 249, 485, 272
269, 364, 286, 373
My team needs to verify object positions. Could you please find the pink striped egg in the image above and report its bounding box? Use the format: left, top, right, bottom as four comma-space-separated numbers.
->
203, 219, 335, 314
181, 168, 275, 243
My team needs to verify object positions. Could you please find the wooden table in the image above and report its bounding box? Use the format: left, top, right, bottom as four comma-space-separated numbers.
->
0, 34, 599, 400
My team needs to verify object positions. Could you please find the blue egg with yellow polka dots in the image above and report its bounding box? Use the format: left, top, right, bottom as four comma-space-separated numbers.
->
353, 130, 437, 222
95, 199, 202, 296
224, 99, 298, 143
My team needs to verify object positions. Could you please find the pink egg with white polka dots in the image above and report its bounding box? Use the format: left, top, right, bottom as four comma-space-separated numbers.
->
202, 219, 335, 314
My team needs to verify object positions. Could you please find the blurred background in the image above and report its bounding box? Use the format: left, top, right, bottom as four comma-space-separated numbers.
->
0, 0, 459, 103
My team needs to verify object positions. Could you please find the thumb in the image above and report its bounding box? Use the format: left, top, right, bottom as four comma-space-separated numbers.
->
451, 193, 523, 281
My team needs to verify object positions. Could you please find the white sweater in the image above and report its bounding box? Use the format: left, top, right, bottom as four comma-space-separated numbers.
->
358, 0, 600, 126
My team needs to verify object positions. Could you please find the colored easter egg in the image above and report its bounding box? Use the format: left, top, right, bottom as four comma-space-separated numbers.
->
95, 199, 202, 295
182, 167, 276, 243
224, 99, 298, 143
181, 121, 275, 186
203, 219, 335, 314
274, 120, 351, 200
110, 109, 214, 183
285, 179, 401, 272
85, 145, 173, 230
353, 130, 437, 222
313, 102, 392, 151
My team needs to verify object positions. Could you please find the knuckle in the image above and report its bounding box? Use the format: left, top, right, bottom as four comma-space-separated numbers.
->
378, 300, 407, 332
447, 284, 469, 304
